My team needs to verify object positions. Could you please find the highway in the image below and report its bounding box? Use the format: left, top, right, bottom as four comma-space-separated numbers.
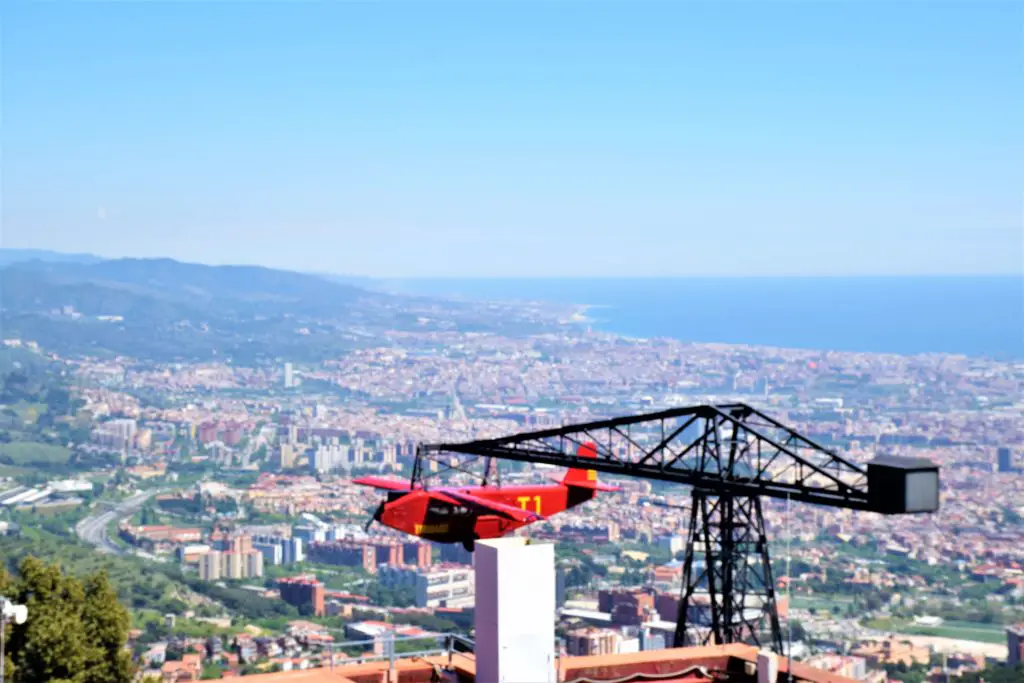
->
75, 489, 161, 555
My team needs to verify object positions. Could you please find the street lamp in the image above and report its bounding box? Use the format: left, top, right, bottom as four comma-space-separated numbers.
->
0, 597, 28, 681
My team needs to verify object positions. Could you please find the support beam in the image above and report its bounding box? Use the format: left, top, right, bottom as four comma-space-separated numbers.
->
674, 491, 782, 651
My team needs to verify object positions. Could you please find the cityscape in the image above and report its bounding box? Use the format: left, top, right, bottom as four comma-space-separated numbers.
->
0, 277, 1021, 681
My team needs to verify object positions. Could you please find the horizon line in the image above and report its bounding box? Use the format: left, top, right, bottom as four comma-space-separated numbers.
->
1, 247, 1021, 279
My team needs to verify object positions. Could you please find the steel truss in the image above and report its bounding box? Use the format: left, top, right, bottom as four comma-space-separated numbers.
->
420, 403, 917, 651
420, 403, 869, 509
676, 491, 782, 651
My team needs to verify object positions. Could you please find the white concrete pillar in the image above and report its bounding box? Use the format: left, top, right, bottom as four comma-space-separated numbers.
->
474, 538, 556, 683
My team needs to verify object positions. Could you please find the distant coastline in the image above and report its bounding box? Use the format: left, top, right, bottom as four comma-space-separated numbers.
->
385, 276, 1024, 359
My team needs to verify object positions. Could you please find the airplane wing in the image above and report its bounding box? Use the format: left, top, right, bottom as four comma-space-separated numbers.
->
352, 476, 412, 492
440, 489, 543, 523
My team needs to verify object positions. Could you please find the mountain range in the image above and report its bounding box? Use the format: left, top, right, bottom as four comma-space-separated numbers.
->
0, 248, 104, 267
0, 254, 395, 362
0, 250, 561, 362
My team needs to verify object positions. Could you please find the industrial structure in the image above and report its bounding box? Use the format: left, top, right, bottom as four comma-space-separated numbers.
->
420, 403, 941, 653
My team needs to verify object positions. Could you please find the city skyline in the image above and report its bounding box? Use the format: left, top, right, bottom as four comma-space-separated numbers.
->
4, 2, 1022, 277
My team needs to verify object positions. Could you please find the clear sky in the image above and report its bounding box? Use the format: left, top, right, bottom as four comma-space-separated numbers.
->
3, 1, 1021, 277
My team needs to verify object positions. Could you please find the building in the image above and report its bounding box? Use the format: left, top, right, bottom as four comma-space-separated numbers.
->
198, 421, 219, 445
252, 535, 304, 566
599, 588, 656, 627
220, 542, 863, 683
639, 626, 667, 651
657, 534, 684, 555
998, 447, 1015, 473
278, 443, 299, 470
378, 564, 475, 608
284, 537, 305, 564
91, 418, 137, 454
1008, 623, 1024, 666
307, 541, 376, 572
312, 443, 348, 473
293, 525, 326, 545
199, 551, 222, 581
284, 362, 294, 388
439, 543, 474, 565
278, 576, 325, 617
197, 549, 264, 581
177, 543, 211, 565
566, 627, 623, 655
232, 642, 861, 682
803, 654, 869, 680
851, 638, 930, 668
254, 539, 284, 566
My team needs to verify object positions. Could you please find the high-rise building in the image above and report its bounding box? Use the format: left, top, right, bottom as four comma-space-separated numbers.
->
199, 551, 222, 581
225, 551, 244, 579
284, 537, 305, 564
293, 525, 326, 544
254, 540, 284, 566
998, 447, 1015, 473
245, 552, 264, 580
283, 363, 294, 388
312, 443, 348, 473
197, 548, 263, 581
278, 444, 298, 469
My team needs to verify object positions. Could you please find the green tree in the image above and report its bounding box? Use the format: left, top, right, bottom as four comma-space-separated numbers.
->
1, 557, 133, 683
80, 570, 133, 683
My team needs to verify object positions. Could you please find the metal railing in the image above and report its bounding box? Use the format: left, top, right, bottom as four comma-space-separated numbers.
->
325, 632, 475, 670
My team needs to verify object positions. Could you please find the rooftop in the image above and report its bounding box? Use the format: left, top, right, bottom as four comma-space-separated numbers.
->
230, 644, 860, 683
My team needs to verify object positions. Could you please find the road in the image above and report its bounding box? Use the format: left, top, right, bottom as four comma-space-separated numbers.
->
75, 489, 161, 555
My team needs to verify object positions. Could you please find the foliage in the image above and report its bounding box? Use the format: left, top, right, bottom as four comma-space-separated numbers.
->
0, 443, 71, 467
0, 352, 90, 482
183, 580, 297, 621
0, 557, 133, 683
363, 582, 416, 608
0, 534, 187, 617
200, 663, 226, 680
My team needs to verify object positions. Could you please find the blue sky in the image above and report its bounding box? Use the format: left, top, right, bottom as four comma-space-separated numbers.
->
3, 2, 1021, 277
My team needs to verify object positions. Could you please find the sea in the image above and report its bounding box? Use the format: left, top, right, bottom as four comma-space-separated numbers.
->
382, 277, 1024, 360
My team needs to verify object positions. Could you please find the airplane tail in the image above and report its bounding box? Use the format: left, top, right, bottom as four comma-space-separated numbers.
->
563, 442, 618, 492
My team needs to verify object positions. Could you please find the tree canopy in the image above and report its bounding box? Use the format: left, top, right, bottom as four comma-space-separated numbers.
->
0, 557, 133, 683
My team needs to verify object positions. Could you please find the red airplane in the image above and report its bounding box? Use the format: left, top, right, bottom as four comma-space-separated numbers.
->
354, 442, 617, 550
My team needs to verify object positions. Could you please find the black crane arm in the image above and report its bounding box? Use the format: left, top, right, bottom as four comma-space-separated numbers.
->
421, 403, 939, 514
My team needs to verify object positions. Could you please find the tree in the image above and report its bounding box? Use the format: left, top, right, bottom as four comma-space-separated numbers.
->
80, 570, 134, 683
1, 557, 134, 683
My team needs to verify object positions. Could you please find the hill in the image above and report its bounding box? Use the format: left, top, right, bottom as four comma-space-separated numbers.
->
0, 248, 104, 267
0, 257, 563, 363
0, 258, 398, 362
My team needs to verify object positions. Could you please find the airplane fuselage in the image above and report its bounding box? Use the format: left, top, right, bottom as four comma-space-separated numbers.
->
376, 484, 595, 545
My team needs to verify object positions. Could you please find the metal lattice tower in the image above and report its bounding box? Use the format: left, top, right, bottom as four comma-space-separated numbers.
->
421, 403, 940, 651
